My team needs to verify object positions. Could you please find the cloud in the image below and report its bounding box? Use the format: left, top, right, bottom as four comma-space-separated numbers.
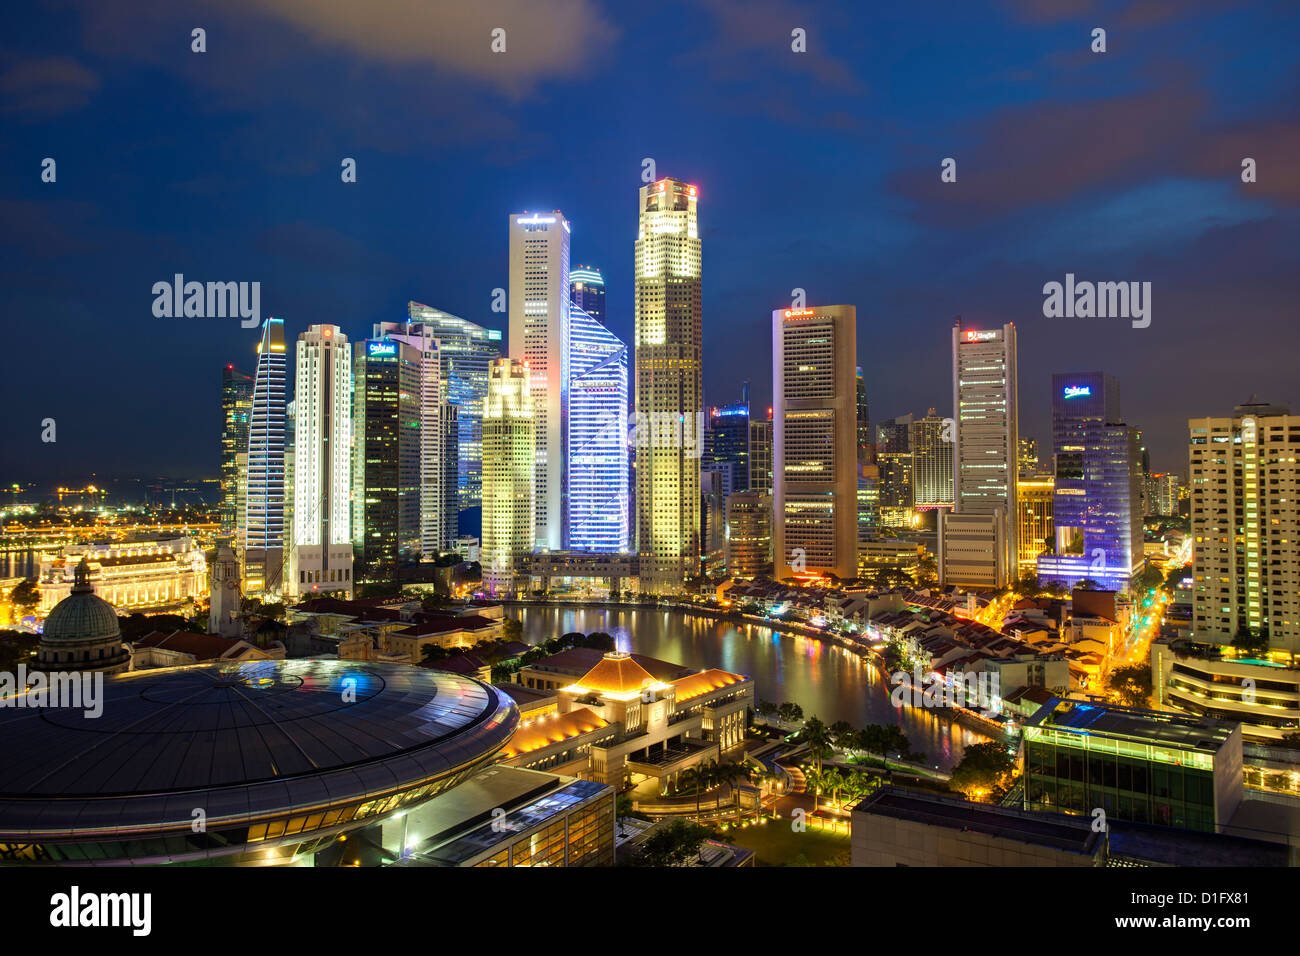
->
0, 56, 99, 116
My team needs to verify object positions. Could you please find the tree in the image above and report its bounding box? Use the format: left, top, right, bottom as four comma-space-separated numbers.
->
1135, 564, 1164, 592
620, 819, 713, 867
949, 742, 1014, 799
801, 716, 834, 775
756, 699, 778, 718
8, 580, 39, 619
1108, 663, 1152, 707
777, 701, 803, 724
680, 764, 715, 818
829, 720, 855, 750
1231, 623, 1268, 656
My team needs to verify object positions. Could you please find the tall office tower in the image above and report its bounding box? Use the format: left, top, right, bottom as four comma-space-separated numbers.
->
438, 404, 460, 551
1036, 372, 1142, 593
405, 303, 501, 512
220, 366, 254, 536
877, 414, 914, 528
569, 265, 606, 325
1190, 400, 1300, 654
858, 463, 881, 543
290, 324, 353, 599
566, 303, 629, 552
482, 359, 535, 596
911, 408, 955, 512
701, 467, 728, 558
856, 367, 872, 466
1152, 473, 1180, 517
772, 305, 858, 582
706, 384, 751, 494
749, 413, 773, 494
243, 318, 286, 598
509, 210, 570, 551
725, 490, 772, 580
1018, 437, 1040, 479
634, 178, 702, 591
1016, 474, 1055, 577
941, 322, 1018, 589
351, 337, 422, 586
283, 399, 296, 591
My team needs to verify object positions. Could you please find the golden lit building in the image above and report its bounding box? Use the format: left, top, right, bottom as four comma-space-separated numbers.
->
725, 490, 772, 580
1017, 475, 1055, 577
37, 535, 207, 615
482, 358, 534, 596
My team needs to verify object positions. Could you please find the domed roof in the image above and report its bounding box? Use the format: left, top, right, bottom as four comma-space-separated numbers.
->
42, 557, 120, 644
574, 651, 658, 694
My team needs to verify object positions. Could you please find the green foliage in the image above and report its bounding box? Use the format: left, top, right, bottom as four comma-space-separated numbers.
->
621, 819, 714, 867
949, 742, 1014, 799
1107, 663, 1153, 707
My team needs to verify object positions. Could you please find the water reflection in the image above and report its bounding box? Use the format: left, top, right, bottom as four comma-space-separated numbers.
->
513, 605, 987, 770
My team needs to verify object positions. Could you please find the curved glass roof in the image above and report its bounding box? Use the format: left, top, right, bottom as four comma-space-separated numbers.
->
0, 659, 517, 838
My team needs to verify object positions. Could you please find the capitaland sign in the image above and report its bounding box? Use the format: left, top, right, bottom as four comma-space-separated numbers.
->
1063, 385, 1092, 399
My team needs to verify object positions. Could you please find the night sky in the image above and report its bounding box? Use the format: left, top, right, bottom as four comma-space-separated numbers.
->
4, 0, 1298, 484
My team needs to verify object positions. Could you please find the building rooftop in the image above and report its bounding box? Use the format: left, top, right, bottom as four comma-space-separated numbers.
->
572, 652, 659, 694
1026, 697, 1237, 752
671, 668, 747, 702
499, 707, 611, 759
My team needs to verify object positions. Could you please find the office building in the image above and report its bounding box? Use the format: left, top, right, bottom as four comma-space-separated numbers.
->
1018, 437, 1039, 479
569, 265, 605, 325
876, 414, 914, 528
705, 386, 751, 495
857, 463, 880, 543
482, 359, 535, 596
749, 413, 773, 494
856, 366, 872, 466
911, 408, 954, 513
291, 324, 353, 599
634, 178, 702, 591
725, 490, 772, 580
941, 322, 1018, 589
773, 305, 858, 581
1144, 472, 1180, 517
509, 211, 570, 551
1189, 400, 1300, 654
1016, 474, 1055, 577
220, 365, 254, 537
244, 317, 286, 598
566, 303, 628, 552
1036, 372, 1142, 593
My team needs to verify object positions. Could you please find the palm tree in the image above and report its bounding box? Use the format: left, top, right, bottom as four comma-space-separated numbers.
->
680, 763, 715, 819
801, 716, 834, 776
712, 761, 746, 822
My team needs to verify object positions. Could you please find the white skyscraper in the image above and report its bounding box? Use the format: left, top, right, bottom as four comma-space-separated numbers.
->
941, 321, 1018, 589
482, 359, 535, 596
509, 210, 570, 551
290, 324, 354, 598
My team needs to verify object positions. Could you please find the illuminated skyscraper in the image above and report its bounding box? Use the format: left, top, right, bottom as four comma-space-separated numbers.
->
773, 305, 858, 582
634, 178, 702, 591
221, 365, 254, 536
243, 318, 285, 598
482, 359, 535, 596
290, 324, 353, 599
941, 321, 1018, 589
1017, 474, 1055, 577
749, 414, 773, 494
726, 490, 772, 580
509, 211, 570, 551
570, 265, 606, 325
856, 367, 872, 466
705, 385, 751, 495
911, 408, 954, 512
566, 303, 628, 552
877, 414, 914, 528
405, 302, 501, 513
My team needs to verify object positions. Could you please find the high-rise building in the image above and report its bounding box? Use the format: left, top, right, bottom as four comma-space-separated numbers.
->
220, 366, 254, 537
569, 265, 605, 325
858, 463, 880, 543
509, 211, 570, 551
290, 324, 353, 599
405, 303, 502, 514
701, 468, 728, 559
438, 404, 459, 550
856, 367, 872, 466
706, 385, 751, 494
1017, 474, 1055, 577
725, 490, 772, 580
941, 322, 1018, 589
351, 336, 422, 585
1189, 400, 1300, 654
877, 414, 914, 528
773, 305, 858, 582
566, 303, 628, 552
749, 413, 773, 494
1036, 372, 1142, 593
482, 359, 535, 596
911, 408, 954, 512
634, 178, 702, 591
243, 318, 286, 598
1018, 437, 1040, 479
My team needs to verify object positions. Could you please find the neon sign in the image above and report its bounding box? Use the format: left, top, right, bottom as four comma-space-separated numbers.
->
368, 341, 396, 356
1063, 385, 1091, 398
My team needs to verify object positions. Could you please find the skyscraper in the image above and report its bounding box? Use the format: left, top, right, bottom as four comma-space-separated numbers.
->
290, 324, 353, 599
509, 211, 570, 551
482, 359, 535, 596
773, 305, 858, 582
911, 408, 955, 513
570, 265, 606, 325
351, 336, 422, 585
877, 414, 915, 528
705, 385, 751, 495
856, 367, 872, 466
634, 178, 702, 591
1016, 474, 1055, 577
1036, 372, 1142, 593
243, 317, 286, 598
405, 302, 502, 514
749, 413, 773, 494
725, 490, 772, 580
941, 322, 1018, 589
220, 365, 254, 537
1189, 400, 1300, 654
566, 303, 629, 552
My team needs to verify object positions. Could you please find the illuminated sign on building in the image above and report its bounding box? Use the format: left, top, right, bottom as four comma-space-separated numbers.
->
964, 330, 998, 342
1063, 385, 1091, 399
368, 341, 396, 356
784, 309, 816, 319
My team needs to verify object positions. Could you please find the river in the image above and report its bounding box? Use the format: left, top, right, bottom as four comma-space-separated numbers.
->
511, 604, 986, 771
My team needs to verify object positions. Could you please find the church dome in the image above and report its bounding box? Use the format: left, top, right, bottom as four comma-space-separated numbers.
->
41, 557, 121, 644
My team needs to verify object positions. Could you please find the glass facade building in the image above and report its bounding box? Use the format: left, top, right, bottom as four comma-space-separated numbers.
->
220, 365, 254, 536
569, 265, 606, 325
705, 387, 751, 496
566, 304, 628, 552
243, 318, 286, 597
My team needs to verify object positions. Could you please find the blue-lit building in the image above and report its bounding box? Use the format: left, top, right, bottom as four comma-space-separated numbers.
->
570, 265, 605, 325
566, 304, 628, 552
243, 317, 286, 597
1036, 372, 1143, 592
705, 384, 751, 496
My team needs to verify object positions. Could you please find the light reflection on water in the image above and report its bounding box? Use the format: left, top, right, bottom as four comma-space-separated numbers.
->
513, 605, 988, 770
